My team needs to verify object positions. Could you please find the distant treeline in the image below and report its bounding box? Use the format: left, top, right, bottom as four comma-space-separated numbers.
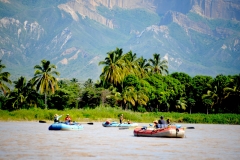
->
0, 48, 239, 114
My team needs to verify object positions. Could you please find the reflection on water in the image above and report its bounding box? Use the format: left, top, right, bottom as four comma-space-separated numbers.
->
0, 122, 240, 160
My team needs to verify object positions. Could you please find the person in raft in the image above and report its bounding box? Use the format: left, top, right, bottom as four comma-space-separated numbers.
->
119, 114, 124, 124
167, 119, 171, 125
127, 120, 132, 124
65, 114, 72, 124
54, 114, 62, 123
153, 120, 158, 129
158, 116, 167, 128
105, 120, 110, 125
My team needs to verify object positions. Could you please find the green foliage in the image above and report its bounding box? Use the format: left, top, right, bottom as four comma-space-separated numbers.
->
1, 107, 240, 124
137, 106, 147, 113
0, 51, 239, 115
31, 59, 60, 109
123, 74, 140, 89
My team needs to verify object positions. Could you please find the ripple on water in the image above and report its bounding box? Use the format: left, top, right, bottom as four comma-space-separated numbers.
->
0, 122, 240, 160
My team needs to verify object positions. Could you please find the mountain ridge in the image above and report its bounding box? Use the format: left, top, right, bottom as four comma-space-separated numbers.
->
0, 0, 239, 81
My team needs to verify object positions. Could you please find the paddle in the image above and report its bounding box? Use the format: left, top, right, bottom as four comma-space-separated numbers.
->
119, 126, 140, 130
81, 122, 94, 125
39, 121, 93, 125
169, 122, 195, 129
73, 122, 94, 125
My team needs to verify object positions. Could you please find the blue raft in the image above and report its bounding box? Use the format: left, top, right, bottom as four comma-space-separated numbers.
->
49, 122, 84, 131
102, 121, 138, 127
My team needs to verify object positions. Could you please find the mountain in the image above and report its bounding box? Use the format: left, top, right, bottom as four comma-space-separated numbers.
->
0, 0, 240, 81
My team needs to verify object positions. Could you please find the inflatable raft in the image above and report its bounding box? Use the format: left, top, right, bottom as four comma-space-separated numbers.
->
102, 121, 138, 127
133, 125, 185, 138
49, 122, 84, 131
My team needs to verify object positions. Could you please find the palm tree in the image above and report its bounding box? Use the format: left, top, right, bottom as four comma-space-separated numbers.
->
84, 78, 94, 88
70, 78, 78, 83
224, 74, 240, 98
148, 53, 168, 75
121, 86, 149, 110
136, 56, 151, 78
175, 97, 187, 111
202, 98, 212, 115
99, 48, 127, 87
224, 74, 240, 112
122, 86, 137, 110
9, 76, 27, 109
123, 51, 138, 75
31, 60, 60, 109
203, 75, 229, 113
202, 86, 218, 113
124, 51, 137, 63
135, 89, 149, 108
25, 80, 39, 108
0, 60, 12, 95
187, 98, 195, 114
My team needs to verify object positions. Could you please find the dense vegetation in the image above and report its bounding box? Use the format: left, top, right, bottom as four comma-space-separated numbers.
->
1, 107, 240, 124
0, 48, 239, 117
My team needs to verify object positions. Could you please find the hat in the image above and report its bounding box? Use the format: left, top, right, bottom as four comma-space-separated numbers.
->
153, 120, 158, 123
55, 114, 58, 116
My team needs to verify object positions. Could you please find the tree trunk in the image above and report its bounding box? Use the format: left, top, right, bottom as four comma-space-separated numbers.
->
45, 92, 47, 109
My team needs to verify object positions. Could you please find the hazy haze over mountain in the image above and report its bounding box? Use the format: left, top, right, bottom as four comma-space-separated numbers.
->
0, 0, 239, 81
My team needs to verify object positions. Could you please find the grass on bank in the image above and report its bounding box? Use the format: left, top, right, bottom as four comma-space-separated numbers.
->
0, 106, 239, 124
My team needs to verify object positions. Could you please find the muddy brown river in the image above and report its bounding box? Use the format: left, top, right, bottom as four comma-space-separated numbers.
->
0, 122, 239, 160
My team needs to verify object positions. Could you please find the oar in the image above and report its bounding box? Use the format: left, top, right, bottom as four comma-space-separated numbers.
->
82, 122, 94, 125
119, 126, 140, 130
170, 122, 195, 129
39, 121, 93, 125
74, 122, 94, 125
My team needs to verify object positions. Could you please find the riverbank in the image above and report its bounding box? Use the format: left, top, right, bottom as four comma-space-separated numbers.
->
0, 107, 240, 124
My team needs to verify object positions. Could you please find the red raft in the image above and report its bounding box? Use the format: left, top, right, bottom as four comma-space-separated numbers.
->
133, 126, 185, 138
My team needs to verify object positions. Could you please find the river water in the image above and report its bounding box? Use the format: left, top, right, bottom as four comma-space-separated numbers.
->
0, 122, 240, 160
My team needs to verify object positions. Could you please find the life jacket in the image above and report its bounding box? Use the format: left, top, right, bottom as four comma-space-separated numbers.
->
65, 117, 71, 122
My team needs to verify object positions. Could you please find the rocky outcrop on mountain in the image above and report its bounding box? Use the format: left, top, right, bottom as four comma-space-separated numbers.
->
190, 0, 240, 20
0, 17, 44, 62
58, 0, 240, 29
160, 11, 212, 35
58, 1, 115, 28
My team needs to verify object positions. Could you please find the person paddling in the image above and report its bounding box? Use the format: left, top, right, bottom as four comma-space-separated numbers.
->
158, 116, 167, 128
65, 114, 72, 124
54, 114, 62, 123
127, 120, 132, 124
167, 119, 171, 124
119, 114, 124, 124
153, 120, 158, 129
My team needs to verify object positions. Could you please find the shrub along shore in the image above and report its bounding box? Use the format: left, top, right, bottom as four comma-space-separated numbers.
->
0, 107, 239, 124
